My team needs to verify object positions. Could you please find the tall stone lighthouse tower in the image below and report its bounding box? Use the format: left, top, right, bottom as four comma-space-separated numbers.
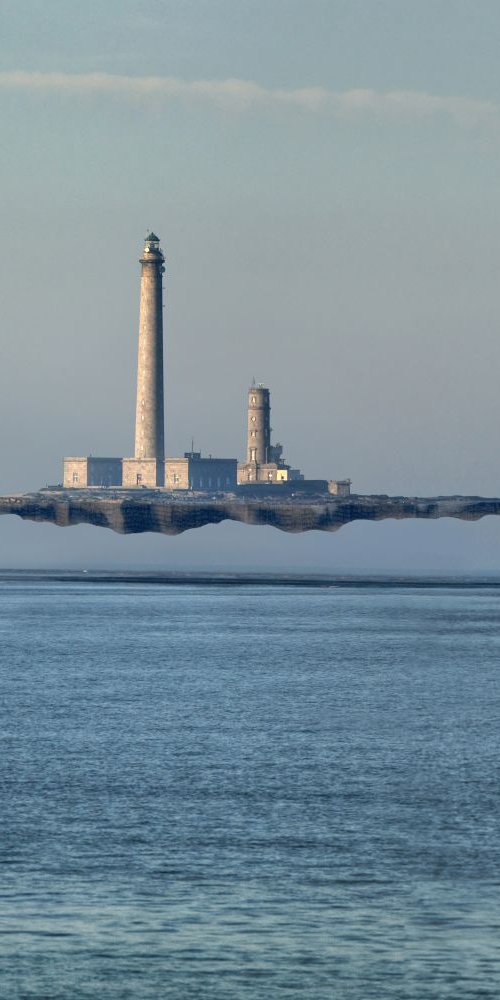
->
123, 233, 166, 487
246, 384, 271, 464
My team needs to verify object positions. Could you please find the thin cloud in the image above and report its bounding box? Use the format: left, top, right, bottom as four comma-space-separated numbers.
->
0, 71, 497, 126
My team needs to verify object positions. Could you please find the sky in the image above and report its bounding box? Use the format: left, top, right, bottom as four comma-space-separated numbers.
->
1, 0, 500, 571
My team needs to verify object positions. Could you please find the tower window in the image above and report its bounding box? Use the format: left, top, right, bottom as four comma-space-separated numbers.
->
72, 472, 79, 484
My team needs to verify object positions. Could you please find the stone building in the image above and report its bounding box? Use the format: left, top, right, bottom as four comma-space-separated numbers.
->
63, 457, 122, 488
165, 452, 237, 491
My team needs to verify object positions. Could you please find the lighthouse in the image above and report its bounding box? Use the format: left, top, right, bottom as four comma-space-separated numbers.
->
122, 233, 166, 487
246, 384, 271, 464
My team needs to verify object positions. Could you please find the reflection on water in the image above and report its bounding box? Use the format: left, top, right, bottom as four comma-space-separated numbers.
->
1, 579, 499, 998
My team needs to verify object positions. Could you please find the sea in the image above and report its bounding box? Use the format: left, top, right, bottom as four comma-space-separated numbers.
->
1, 573, 499, 999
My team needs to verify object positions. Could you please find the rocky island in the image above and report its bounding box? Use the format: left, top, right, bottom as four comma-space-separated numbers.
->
1, 490, 500, 536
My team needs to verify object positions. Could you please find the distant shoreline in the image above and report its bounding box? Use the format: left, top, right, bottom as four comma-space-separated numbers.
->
1, 570, 500, 588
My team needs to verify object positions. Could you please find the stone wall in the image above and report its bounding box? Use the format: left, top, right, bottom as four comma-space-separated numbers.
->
63, 458, 89, 488
328, 480, 351, 496
189, 458, 237, 491
237, 480, 329, 496
87, 458, 122, 487
122, 458, 164, 488
64, 458, 124, 487
165, 459, 190, 490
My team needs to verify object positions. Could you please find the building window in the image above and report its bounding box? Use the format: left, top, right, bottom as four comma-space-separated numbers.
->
250, 448, 256, 461
173, 473, 180, 484
251, 396, 256, 403
72, 472, 79, 484
251, 416, 256, 423
250, 430, 257, 437
137, 474, 142, 484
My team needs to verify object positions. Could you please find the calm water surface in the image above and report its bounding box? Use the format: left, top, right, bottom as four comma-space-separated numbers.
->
1, 577, 499, 998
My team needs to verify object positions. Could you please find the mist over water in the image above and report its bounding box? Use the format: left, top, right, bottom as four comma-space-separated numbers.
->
1, 577, 499, 999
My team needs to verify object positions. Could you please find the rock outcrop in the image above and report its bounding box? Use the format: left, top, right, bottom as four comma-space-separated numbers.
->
1, 490, 500, 535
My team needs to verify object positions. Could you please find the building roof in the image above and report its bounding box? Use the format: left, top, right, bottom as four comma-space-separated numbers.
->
145, 232, 160, 242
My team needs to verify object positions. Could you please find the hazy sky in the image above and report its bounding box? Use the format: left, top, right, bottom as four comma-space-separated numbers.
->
1, 0, 500, 570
